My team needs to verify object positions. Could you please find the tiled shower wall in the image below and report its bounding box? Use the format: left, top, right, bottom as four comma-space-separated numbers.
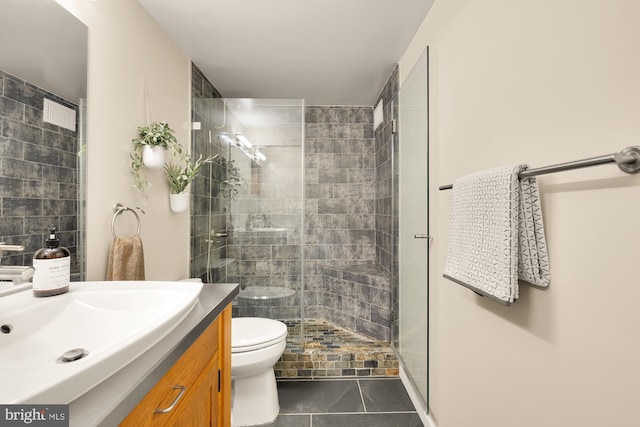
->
190, 63, 227, 282
189, 67, 400, 342
303, 106, 377, 319
0, 70, 80, 279
227, 110, 304, 319
374, 66, 399, 276
373, 66, 400, 341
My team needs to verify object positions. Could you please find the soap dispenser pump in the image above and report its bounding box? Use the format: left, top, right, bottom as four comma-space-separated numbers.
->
32, 227, 70, 297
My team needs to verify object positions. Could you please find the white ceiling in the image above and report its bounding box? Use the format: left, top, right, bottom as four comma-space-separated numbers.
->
138, 0, 433, 106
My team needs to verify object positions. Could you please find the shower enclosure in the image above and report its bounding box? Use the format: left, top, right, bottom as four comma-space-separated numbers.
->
190, 97, 305, 345
189, 87, 409, 379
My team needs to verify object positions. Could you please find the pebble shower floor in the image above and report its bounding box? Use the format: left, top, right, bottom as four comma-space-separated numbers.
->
274, 319, 399, 379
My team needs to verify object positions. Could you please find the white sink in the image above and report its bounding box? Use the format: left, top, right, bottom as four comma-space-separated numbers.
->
0, 282, 31, 297
0, 280, 202, 404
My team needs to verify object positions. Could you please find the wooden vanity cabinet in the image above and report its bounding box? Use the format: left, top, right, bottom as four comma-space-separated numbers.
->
120, 306, 231, 427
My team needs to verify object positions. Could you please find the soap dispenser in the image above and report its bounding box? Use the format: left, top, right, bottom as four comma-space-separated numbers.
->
32, 227, 70, 297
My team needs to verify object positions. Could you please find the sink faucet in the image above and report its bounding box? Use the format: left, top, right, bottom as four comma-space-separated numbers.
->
0, 243, 35, 285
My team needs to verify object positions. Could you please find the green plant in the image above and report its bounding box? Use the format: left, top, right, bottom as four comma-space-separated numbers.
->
132, 121, 176, 148
130, 149, 148, 196
164, 143, 217, 194
130, 121, 178, 202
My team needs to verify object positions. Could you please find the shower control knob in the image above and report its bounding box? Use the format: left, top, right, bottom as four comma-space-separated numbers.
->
210, 229, 228, 238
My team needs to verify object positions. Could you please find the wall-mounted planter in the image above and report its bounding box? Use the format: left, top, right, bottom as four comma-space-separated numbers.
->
142, 145, 166, 169
169, 192, 189, 213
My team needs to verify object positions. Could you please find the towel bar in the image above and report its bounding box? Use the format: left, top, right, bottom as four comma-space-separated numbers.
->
439, 145, 640, 190
111, 203, 141, 239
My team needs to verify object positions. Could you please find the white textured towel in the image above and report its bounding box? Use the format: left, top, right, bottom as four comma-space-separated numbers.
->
443, 164, 550, 305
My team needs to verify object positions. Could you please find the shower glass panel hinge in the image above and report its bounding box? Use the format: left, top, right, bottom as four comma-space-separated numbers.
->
392, 119, 398, 134
414, 234, 430, 239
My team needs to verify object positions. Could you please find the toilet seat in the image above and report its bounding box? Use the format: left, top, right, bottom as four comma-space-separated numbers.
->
232, 317, 287, 353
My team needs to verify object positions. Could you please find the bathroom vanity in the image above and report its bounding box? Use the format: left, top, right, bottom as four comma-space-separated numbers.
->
121, 305, 231, 426
68, 283, 238, 426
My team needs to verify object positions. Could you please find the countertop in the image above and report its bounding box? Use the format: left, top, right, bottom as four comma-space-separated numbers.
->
69, 282, 239, 427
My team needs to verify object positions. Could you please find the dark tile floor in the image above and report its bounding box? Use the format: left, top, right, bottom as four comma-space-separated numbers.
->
262, 378, 423, 427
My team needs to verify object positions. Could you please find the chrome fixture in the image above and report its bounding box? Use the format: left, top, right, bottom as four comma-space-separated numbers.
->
254, 149, 266, 162
219, 133, 233, 145
0, 243, 35, 285
111, 203, 141, 239
440, 145, 640, 190
205, 229, 228, 244
0, 243, 24, 258
234, 133, 267, 163
57, 348, 89, 364
235, 132, 253, 149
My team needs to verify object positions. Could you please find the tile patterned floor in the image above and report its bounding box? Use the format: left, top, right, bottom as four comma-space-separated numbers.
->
261, 378, 423, 427
275, 319, 399, 378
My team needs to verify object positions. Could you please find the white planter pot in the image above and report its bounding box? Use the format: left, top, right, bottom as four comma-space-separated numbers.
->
142, 145, 166, 169
169, 192, 189, 213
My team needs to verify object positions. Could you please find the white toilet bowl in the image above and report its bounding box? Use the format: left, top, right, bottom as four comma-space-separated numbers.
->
231, 317, 287, 427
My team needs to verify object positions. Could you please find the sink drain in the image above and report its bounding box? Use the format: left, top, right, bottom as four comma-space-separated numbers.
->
57, 348, 89, 363
0, 324, 12, 334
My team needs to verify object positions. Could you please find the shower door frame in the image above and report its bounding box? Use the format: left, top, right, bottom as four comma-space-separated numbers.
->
396, 46, 430, 415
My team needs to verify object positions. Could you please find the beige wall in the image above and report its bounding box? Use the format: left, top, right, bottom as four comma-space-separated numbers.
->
56, 0, 191, 281
400, 0, 640, 426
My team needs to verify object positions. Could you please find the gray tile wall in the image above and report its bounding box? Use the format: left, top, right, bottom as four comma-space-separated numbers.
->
190, 69, 400, 343
303, 106, 376, 319
190, 63, 228, 282
323, 264, 392, 341
374, 66, 398, 276
227, 118, 304, 320
0, 70, 80, 279
373, 67, 400, 343
228, 227, 303, 320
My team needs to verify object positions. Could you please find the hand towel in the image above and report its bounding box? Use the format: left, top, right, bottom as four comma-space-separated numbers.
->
443, 164, 550, 305
106, 234, 146, 281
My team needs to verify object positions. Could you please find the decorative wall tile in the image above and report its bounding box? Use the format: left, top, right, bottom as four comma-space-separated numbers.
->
0, 137, 23, 159
4, 119, 43, 146
189, 63, 228, 282
0, 97, 23, 121
275, 319, 398, 379
3, 77, 42, 110
372, 66, 399, 344
0, 177, 22, 197
0, 70, 79, 279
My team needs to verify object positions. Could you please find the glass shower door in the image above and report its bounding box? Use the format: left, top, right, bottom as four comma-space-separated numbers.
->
191, 97, 305, 345
398, 47, 429, 408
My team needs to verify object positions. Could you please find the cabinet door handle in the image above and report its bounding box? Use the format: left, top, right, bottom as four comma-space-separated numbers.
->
154, 385, 186, 414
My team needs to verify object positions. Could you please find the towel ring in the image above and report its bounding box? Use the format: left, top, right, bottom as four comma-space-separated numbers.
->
111, 203, 141, 239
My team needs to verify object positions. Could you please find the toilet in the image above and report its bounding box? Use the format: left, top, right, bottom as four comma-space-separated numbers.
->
231, 317, 288, 426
